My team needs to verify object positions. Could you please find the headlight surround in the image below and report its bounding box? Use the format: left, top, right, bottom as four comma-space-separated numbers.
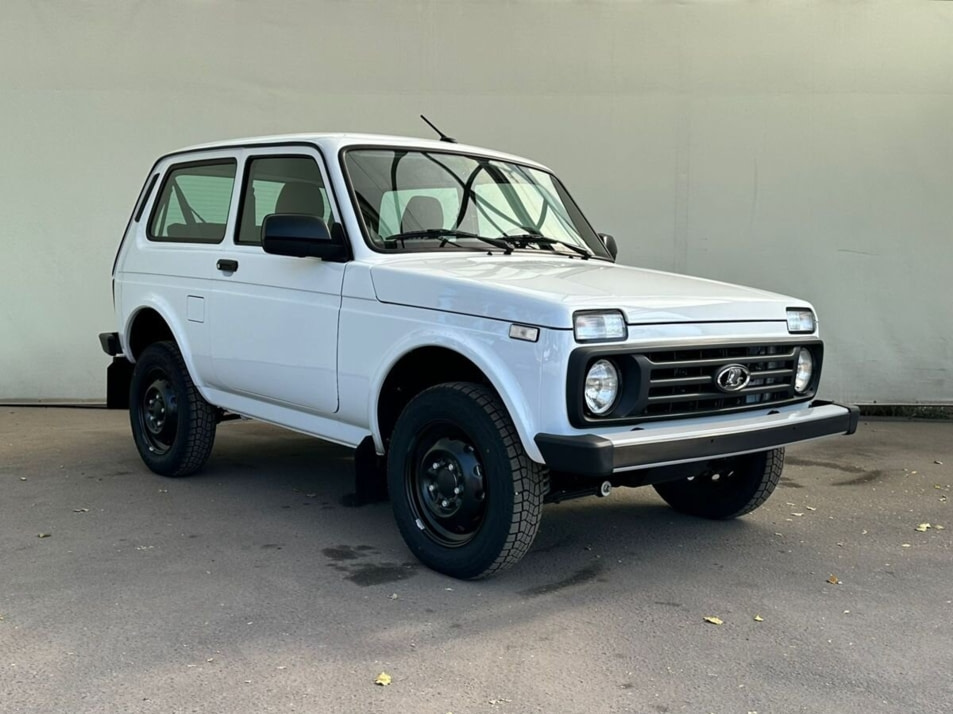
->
574, 311, 627, 342
794, 348, 814, 393
584, 359, 621, 415
786, 308, 816, 334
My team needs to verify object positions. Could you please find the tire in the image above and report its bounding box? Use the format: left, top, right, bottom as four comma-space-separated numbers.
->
129, 341, 216, 477
653, 448, 784, 520
387, 382, 546, 579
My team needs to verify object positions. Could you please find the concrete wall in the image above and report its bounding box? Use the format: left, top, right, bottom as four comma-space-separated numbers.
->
1, 0, 951, 403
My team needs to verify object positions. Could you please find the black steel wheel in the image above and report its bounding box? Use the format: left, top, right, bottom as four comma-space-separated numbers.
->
653, 448, 784, 519
129, 341, 216, 477
387, 382, 546, 579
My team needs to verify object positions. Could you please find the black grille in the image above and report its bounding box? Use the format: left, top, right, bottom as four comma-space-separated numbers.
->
640, 344, 803, 420
566, 340, 822, 428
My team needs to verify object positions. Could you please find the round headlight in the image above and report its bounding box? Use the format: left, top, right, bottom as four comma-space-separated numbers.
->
585, 359, 620, 415
794, 348, 814, 393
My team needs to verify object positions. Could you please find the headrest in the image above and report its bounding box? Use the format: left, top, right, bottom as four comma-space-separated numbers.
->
401, 195, 444, 233
276, 182, 325, 217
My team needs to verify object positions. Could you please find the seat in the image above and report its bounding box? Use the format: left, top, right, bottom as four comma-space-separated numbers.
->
276, 181, 325, 217
401, 195, 444, 233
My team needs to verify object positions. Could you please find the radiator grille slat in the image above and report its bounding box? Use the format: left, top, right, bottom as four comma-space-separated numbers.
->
636, 343, 805, 420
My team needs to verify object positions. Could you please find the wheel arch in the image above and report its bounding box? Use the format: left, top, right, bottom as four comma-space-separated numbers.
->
122, 301, 209, 399
371, 339, 543, 463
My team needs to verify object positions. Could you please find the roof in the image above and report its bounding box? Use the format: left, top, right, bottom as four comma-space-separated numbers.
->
169, 133, 550, 170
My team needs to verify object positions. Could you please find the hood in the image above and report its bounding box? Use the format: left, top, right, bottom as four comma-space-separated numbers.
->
369, 254, 799, 329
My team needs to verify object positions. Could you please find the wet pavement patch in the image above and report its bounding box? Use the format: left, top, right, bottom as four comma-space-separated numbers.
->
322, 544, 418, 585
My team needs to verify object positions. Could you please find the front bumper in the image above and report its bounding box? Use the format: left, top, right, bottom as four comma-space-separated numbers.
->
535, 400, 859, 477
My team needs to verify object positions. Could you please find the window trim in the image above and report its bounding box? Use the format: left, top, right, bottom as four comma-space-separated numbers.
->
146, 158, 238, 244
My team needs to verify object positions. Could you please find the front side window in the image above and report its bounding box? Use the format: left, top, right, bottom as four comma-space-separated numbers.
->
236, 156, 331, 245
343, 149, 609, 258
148, 160, 236, 243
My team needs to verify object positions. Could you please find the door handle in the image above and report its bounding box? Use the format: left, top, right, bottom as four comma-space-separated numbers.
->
216, 259, 239, 272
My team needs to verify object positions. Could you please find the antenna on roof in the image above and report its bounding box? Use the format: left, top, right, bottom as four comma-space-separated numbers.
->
420, 115, 457, 143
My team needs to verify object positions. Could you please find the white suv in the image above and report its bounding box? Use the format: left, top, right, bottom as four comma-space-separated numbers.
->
100, 133, 858, 579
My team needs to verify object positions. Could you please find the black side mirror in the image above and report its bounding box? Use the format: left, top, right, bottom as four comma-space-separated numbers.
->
599, 233, 618, 261
262, 214, 347, 261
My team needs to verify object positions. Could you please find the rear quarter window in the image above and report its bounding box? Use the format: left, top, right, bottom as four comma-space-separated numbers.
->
148, 160, 237, 243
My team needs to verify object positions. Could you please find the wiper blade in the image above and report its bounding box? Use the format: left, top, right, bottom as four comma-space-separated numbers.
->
498, 233, 591, 259
386, 229, 512, 253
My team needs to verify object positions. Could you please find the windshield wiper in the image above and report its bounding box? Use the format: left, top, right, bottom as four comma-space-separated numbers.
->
498, 232, 591, 259
386, 229, 512, 253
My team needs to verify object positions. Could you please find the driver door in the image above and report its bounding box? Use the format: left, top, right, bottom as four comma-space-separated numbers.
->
206, 147, 344, 414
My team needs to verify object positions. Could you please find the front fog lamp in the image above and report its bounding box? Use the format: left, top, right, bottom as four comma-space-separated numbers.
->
574, 311, 627, 342
584, 359, 621, 415
786, 308, 816, 334
794, 348, 814, 393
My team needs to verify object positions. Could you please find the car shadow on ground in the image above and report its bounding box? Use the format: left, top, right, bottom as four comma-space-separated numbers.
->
173, 421, 775, 601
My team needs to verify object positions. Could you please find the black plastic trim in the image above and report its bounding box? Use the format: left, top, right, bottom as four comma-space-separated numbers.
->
566, 340, 823, 428
536, 401, 860, 477
99, 332, 121, 356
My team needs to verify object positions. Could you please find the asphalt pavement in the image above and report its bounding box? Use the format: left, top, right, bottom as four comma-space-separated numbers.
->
1, 408, 951, 713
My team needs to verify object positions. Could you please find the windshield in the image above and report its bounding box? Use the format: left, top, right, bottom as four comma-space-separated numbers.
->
343, 148, 609, 258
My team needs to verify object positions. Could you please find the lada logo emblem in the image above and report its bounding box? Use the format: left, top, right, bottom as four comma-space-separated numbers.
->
714, 364, 751, 392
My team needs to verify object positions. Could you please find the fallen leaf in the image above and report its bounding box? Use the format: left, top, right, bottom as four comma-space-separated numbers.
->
375, 672, 392, 686
37, 533, 51, 539
915, 523, 931, 532
703, 616, 724, 625
826, 574, 840, 585
753, 615, 764, 622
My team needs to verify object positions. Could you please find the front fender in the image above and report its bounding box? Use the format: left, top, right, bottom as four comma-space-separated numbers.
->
366, 325, 545, 463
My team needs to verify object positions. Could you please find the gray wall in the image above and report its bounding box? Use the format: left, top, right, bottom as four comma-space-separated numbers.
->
2, 0, 951, 403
